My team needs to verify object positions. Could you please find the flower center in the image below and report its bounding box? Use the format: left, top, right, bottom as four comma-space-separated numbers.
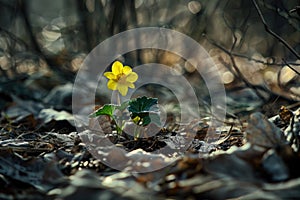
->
117, 74, 127, 84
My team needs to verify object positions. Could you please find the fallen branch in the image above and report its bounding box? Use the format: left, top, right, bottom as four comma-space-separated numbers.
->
252, 0, 300, 60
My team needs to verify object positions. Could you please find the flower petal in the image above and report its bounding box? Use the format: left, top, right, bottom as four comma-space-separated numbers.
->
123, 66, 132, 75
104, 72, 116, 79
126, 72, 138, 82
112, 61, 123, 75
117, 85, 128, 96
128, 83, 135, 89
107, 80, 117, 90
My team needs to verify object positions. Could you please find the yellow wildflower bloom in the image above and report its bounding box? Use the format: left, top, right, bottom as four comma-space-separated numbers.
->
104, 61, 138, 96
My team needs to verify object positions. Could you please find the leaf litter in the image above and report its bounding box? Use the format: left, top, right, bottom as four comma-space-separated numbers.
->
0, 77, 300, 199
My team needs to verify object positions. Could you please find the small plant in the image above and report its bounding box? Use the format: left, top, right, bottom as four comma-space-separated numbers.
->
90, 61, 161, 138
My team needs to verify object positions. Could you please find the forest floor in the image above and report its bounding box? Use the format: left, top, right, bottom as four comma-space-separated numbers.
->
0, 74, 300, 200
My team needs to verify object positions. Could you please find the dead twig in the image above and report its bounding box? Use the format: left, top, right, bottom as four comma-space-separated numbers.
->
282, 59, 300, 76
252, 0, 300, 60
229, 52, 300, 67
205, 35, 268, 101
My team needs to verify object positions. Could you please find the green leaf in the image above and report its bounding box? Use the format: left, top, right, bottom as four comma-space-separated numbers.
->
141, 112, 161, 126
128, 96, 158, 113
128, 96, 161, 126
89, 104, 116, 118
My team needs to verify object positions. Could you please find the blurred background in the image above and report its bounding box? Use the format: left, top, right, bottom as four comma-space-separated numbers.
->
0, 0, 299, 118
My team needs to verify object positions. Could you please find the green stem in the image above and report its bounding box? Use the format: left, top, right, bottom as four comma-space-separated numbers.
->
134, 125, 140, 140
116, 92, 121, 105
116, 92, 122, 135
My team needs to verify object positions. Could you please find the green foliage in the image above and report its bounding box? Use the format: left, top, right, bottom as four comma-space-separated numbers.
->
89, 97, 161, 136
128, 96, 161, 126
89, 101, 129, 118
89, 104, 116, 118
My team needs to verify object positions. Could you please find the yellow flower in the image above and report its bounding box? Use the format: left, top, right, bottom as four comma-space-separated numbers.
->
104, 61, 138, 96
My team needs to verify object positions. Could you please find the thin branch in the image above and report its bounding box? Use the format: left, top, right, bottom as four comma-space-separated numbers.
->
214, 4, 269, 101
261, 0, 300, 31
205, 35, 268, 101
210, 39, 300, 101
222, 0, 252, 52
75, 0, 92, 51
282, 58, 300, 76
18, 0, 43, 56
289, 6, 300, 18
229, 52, 268, 101
230, 52, 300, 66
252, 0, 300, 60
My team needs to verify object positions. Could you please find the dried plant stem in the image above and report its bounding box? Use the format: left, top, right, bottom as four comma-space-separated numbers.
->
252, 0, 300, 60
